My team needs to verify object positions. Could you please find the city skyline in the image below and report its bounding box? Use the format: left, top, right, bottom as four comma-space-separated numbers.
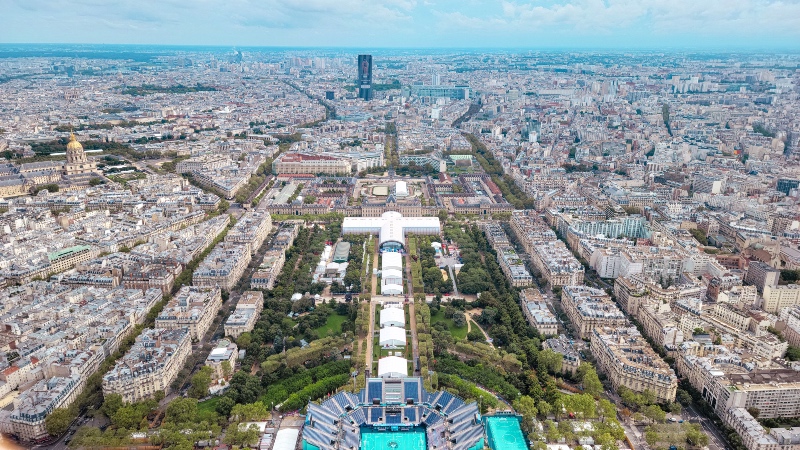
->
3, 0, 800, 50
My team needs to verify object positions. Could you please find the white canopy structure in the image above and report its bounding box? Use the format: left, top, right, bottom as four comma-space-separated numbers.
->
379, 326, 406, 347
377, 356, 408, 379
380, 306, 405, 328
342, 212, 440, 251
382, 252, 403, 271
381, 249, 404, 295
273, 429, 300, 450
394, 181, 409, 197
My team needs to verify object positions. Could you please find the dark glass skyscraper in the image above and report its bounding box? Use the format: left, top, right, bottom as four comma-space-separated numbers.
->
357, 54, 373, 100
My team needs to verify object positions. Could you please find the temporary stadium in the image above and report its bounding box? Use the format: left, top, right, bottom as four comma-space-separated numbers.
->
302, 376, 487, 450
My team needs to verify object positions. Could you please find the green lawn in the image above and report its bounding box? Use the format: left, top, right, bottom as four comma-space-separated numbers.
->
315, 312, 348, 337
197, 397, 219, 420
431, 310, 468, 340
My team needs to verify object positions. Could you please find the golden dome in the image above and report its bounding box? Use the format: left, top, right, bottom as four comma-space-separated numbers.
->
66, 132, 83, 152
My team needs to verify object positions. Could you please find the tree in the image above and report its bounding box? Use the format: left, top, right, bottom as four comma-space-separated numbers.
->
216, 396, 236, 417
513, 395, 538, 434
164, 398, 198, 426
676, 389, 693, 406
643, 404, 666, 423
113, 404, 148, 430
221, 360, 232, 380
230, 402, 269, 422
786, 346, 800, 361
467, 329, 485, 342
537, 400, 553, 418
538, 349, 563, 374
668, 402, 682, 414
686, 423, 709, 447
45, 408, 72, 436
101, 393, 124, 418
438, 210, 448, 223
189, 366, 213, 399
452, 311, 467, 328
597, 399, 616, 423
579, 363, 603, 396
644, 429, 659, 447
225, 423, 261, 447
237, 332, 252, 348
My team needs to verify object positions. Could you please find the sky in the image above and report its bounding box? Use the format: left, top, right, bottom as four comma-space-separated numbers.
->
2, 0, 799, 50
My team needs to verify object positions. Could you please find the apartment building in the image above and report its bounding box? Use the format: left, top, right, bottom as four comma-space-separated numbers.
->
193, 243, 252, 291
638, 302, 684, 349
561, 285, 626, 339
510, 210, 557, 255
762, 284, 800, 313
531, 240, 585, 287
155, 286, 222, 340
272, 153, 351, 175
520, 289, 558, 336
205, 339, 238, 382
705, 369, 800, 419
745, 261, 781, 293
122, 259, 183, 294
102, 328, 192, 403
9, 375, 83, 441
225, 210, 272, 256
543, 335, 581, 375
591, 326, 677, 403
779, 305, 800, 347
251, 249, 286, 290
618, 246, 685, 283
224, 291, 264, 339
496, 246, 533, 287
481, 221, 509, 247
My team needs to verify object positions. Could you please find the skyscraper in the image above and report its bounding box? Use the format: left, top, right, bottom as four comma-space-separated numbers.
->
357, 54, 373, 101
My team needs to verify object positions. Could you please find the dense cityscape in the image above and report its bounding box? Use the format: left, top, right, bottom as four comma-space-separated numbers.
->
0, 44, 799, 450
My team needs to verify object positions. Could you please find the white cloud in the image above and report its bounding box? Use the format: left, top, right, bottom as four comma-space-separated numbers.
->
436, 0, 800, 37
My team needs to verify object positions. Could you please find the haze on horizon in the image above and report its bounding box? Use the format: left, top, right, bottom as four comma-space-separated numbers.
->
3, 0, 800, 50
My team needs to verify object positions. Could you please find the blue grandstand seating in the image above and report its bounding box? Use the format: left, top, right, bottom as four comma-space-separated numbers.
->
435, 391, 455, 409
424, 412, 442, 426
386, 413, 402, 424
443, 399, 463, 415
367, 381, 383, 402
350, 408, 366, 425
404, 380, 419, 402
370, 407, 383, 423
404, 407, 417, 422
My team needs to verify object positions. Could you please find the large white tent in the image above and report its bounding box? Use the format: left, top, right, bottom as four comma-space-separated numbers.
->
379, 326, 406, 347
382, 252, 403, 271
380, 306, 405, 328
342, 212, 440, 251
377, 356, 408, 379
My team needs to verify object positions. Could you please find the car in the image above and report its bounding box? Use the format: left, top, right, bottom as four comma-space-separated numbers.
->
669, 417, 677, 422
678, 420, 684, 423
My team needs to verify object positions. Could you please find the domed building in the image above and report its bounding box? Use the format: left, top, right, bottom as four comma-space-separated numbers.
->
62, 132, 97, 176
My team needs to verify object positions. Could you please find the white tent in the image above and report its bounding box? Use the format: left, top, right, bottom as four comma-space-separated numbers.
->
342, 212, 440, 251
378, 356, 408, 378
395, 181, 409, 197
379, 326, 406, 347
273, 429, 300, 450
382, 252, 403, 271
380, 306, 406, 328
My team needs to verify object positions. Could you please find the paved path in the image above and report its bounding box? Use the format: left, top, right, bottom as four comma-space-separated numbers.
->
465, 310, 493, 346
365, 300, 375, 378
408, 300, 420, 375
